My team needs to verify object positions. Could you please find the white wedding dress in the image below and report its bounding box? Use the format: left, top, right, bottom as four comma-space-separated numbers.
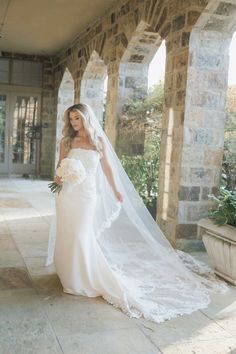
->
50, 146, 228, 323
54, 147, 134, 311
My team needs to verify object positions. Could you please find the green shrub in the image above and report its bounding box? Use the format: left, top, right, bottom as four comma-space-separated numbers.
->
120, 132, 160, 215
208, 188, 236, 227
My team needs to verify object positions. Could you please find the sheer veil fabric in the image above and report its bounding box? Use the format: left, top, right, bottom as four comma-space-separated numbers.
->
45, 103, 228, 323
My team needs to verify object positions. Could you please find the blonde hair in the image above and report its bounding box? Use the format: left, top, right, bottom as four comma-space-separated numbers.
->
61, 103, 103, 157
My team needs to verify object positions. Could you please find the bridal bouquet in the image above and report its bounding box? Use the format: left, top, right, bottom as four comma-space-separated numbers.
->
48, 158, 87, 194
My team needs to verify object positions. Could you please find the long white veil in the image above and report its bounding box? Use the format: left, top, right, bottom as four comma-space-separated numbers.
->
45, 103, 227, 323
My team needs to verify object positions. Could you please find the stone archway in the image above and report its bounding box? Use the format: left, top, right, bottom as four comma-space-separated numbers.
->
80, 51, 107, 127
56, 68, 74, 166
116, 21, 164, 156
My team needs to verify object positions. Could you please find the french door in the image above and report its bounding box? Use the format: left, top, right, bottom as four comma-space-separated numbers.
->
0, 89, 41, 175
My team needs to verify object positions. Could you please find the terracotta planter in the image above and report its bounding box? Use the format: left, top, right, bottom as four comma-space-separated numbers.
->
198, 218, 236, 285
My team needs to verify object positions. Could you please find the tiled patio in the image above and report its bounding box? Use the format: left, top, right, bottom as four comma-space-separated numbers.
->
0, 178, 236, 354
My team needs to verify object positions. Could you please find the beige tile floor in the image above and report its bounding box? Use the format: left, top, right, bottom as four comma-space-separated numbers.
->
0, 177, 236, 354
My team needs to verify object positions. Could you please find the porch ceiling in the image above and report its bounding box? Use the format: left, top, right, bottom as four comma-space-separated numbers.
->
0, 0, 116, 56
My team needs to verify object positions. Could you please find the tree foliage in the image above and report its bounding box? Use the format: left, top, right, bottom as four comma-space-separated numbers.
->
222, 87, 236, 191
119, 83, 164, 216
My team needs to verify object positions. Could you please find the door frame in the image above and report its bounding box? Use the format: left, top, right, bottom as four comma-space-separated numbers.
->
0, 91, 10, 174
0, 84, 42, 176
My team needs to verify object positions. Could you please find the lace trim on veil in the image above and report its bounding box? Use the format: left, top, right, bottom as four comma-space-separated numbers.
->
176, 250, 229, 293
95, 202, 122, 239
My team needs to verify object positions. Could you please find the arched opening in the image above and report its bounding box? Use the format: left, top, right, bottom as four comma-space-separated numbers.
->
148, 40, 166, 89
116, 22, 166, 218
223, 32, 236, 192
117, 22, 164, 157
80, 51, 108, 128
56, 68, 74, 166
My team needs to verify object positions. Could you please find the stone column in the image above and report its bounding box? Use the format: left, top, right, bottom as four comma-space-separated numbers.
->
177, 29, 230, 250
157, 27, 230, 251
104, 62, 120, 148
157, 34, 189, 248
40, 58, 55, 178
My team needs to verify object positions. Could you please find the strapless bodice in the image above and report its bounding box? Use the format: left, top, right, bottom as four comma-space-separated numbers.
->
67, 147, 101, 177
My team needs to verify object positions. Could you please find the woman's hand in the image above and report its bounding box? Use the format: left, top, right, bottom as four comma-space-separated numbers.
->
114, 190, 123, 203
54, 175, 62, 185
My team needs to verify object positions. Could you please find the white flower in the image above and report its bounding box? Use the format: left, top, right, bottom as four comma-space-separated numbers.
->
56, 158, 86, 186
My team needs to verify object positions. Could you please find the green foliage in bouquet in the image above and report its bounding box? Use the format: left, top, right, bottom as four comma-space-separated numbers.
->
48, 181, 62, 194
208, 188, 236, 227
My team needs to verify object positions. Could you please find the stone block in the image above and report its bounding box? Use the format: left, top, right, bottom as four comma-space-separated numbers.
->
178, 202, 187, 222
118, 3, 130, 18
196, 53, 223, 70
214, 2, 236, 16
174, 50, 188, 69
190, 91, 221, 109
165, 40, 172, 53
128, 54, 145, 63
164, 93, 173, 107
165, 55, 174, 73
173, 14, 186, 31
111, 12, 116, 24
204, 149, 223, 166
194, 128, 214, 145
184, 127, 214, 146
134, 8, 139, 26
207, 72, 228, 91
190, 167, 213, 184
181, 31, 190, 47
175, 90, 186, 106
154, 7, 167, 32
203, 110, 226, 129
181, 146, 204, 165
201, 186, 210, 200
176, 223, 198, 239
160, 23, 171, 38
178, 186, 200, 201
172, 34, 181, 49
164, 74, 173, 92
187, 203, 209, 222
187, 11, 201, 26
175, 71, 186, 89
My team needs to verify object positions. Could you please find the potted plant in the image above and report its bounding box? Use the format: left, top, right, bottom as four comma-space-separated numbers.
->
198, 188, 236, 285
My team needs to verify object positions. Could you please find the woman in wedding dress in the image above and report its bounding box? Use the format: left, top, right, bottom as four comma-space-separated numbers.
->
46, 103, 227, 323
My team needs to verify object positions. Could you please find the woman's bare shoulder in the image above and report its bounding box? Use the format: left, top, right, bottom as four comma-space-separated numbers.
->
59, 137, 67, 149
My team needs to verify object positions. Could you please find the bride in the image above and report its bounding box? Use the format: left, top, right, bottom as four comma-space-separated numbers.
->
45, 103, 227, 323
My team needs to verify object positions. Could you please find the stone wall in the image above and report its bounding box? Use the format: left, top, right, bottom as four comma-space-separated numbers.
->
176, 0, 236, 249
51, 0, 210, 248
43, 0, 236, 248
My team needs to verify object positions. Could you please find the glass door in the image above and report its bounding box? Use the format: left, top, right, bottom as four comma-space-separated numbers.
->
9, 93, 41, 175
0, 91, 41, 176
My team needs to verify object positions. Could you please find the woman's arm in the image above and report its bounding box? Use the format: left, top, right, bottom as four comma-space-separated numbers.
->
54, 139, 67, 184
99, 138, 123, 202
